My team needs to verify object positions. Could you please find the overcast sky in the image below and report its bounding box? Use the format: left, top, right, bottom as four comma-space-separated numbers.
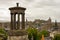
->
0, 0, 60, 22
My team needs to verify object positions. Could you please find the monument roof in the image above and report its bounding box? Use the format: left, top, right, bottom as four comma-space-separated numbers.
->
9, 3, 26, 10
9, 7, 26, 10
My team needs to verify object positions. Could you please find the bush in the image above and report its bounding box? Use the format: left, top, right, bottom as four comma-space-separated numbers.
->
53, 34, 60, 40
27, 28, 49, 40
40, 30, 49, 37
0, 28, 8, 40
27, 27, 38, 40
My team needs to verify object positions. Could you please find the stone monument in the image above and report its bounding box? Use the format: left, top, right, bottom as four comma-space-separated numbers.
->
9, 3, 25, 30
7, 3, 28, 40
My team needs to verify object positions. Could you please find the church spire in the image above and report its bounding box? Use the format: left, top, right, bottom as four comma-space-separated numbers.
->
54, 20, 58, 30
48, 17, 51, 22
55, 20, 58, 27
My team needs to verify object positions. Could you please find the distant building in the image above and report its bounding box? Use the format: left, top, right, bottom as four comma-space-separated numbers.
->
30, 17, 52, 31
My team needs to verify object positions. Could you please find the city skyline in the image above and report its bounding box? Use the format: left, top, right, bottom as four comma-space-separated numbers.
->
0, 0, 60, 22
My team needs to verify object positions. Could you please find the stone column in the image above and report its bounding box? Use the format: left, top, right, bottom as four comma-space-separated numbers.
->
17, 13, 20, 30
22, 13, 25, 29
10, 13, 14, 30
14, 13, 16, 30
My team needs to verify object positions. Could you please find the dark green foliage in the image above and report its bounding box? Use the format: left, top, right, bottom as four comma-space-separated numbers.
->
53, 34, 60, 40
37, 30, 49, 40
0, 28, 8, 40
27, 27, 49, 40
27, 27, 38, 40
40, 30, 49, 37
27, 27, 33, 40
32, 28, 38, 40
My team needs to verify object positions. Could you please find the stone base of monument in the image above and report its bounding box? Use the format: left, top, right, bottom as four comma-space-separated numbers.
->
7, 30, 28, 40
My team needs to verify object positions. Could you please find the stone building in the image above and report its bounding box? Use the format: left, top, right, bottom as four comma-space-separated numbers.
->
26, 17, 60, 32
28, 17, 53, 31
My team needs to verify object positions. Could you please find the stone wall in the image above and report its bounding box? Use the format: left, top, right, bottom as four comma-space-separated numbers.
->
7, 35, 28, 40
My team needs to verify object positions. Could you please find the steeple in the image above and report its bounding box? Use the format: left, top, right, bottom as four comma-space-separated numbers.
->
48, 17, 51, 22
55, 20, 58, 27
48, 17, 51, 24
54, 20, 58, 30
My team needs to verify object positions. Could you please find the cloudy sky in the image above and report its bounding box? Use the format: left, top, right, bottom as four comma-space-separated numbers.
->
0, 0, 60, 22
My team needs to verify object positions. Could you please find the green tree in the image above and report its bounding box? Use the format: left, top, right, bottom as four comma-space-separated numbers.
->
36, 30, 49, 40
27, 27, 33, 40
27, 27, 38, 40
40, 30, 49, 37
0, 28, 8, 40
37, 32, 42, 40
32, 28, 38, 40
27, 28, 49, 40
53, 34, 60, 40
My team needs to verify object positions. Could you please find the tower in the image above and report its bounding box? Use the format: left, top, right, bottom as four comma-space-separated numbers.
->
9, 3, 26, 30
54, 20, 58, 30
47, 17, 52, 31
7, 3, 28, 40
48, 17, 51, 23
